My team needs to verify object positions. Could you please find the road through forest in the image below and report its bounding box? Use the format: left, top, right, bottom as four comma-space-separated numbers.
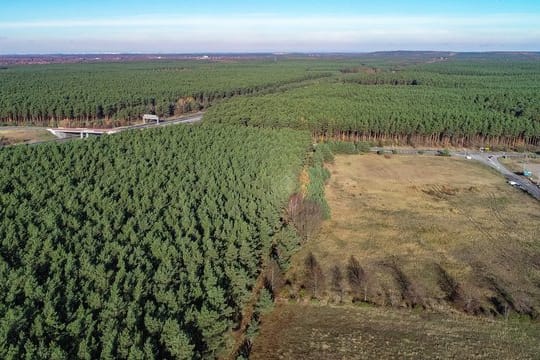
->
2, 118, 539, 201
1, 112, 204, 146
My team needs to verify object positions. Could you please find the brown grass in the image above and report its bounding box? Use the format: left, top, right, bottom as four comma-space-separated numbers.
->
286, 154, 540, 315
0, 128, 56, 145
251, 303, 540, 360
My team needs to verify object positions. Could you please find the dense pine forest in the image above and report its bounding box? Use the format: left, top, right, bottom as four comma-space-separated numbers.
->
2, 54, 538, 148
205, 57, 540, 147
0, 60, 334, 127
0, 124, 313, 358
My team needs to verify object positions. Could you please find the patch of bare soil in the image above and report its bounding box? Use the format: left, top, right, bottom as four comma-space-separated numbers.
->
0, 128, 55, 145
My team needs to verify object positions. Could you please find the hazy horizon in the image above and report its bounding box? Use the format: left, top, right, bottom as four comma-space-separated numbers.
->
1, 0, 539, 54
3, 51, 540, 56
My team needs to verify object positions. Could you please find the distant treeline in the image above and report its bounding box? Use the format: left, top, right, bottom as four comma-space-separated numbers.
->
205, 60, 540, 148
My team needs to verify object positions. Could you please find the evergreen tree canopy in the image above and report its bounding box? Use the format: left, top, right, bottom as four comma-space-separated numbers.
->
0, 124, 310, 359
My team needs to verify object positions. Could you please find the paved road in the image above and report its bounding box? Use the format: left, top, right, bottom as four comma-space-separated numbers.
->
2, 112, 204, 147
465, 152, 540, 200
110, 112, 204, 131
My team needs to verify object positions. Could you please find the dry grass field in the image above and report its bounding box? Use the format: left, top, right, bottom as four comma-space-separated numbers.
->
251, 303, 540, 360
285, 154, 540, 315
0, 128, 55, 145
251, 155, 540, 358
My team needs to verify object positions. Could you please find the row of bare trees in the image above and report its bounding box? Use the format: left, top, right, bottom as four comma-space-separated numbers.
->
300, 254, 495, 316
304, 253, 371, 303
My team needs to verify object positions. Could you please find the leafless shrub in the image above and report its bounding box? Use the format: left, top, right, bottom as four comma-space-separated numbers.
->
304, 252, 325, 298
264, 259, 285, 297
486, 276, 515, 316
486, 276, 537, 318
346, 256, 370, 302
330, 264, 344, 303
385, 288, 401, 307
458, 284, 483, 315
434, 264, 465, 306
512, 295, 538, 319
288, 194, 323, 242
385, 259, 424, 308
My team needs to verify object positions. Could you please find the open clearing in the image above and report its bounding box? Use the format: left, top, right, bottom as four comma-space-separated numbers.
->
251, 303, 540, 359
285, 154, 540, 314
254, 155, 540, 358
0, 127, 55, 145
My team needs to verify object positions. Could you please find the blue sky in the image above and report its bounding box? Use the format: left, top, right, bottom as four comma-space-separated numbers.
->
0, 0, 539, 53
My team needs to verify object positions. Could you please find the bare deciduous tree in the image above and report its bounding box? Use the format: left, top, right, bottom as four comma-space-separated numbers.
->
288, 195, 323, 242
330, 264, 344, 302
304, 252, 325, 298
264, 259, 284, 296
346, 255, 369, 302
